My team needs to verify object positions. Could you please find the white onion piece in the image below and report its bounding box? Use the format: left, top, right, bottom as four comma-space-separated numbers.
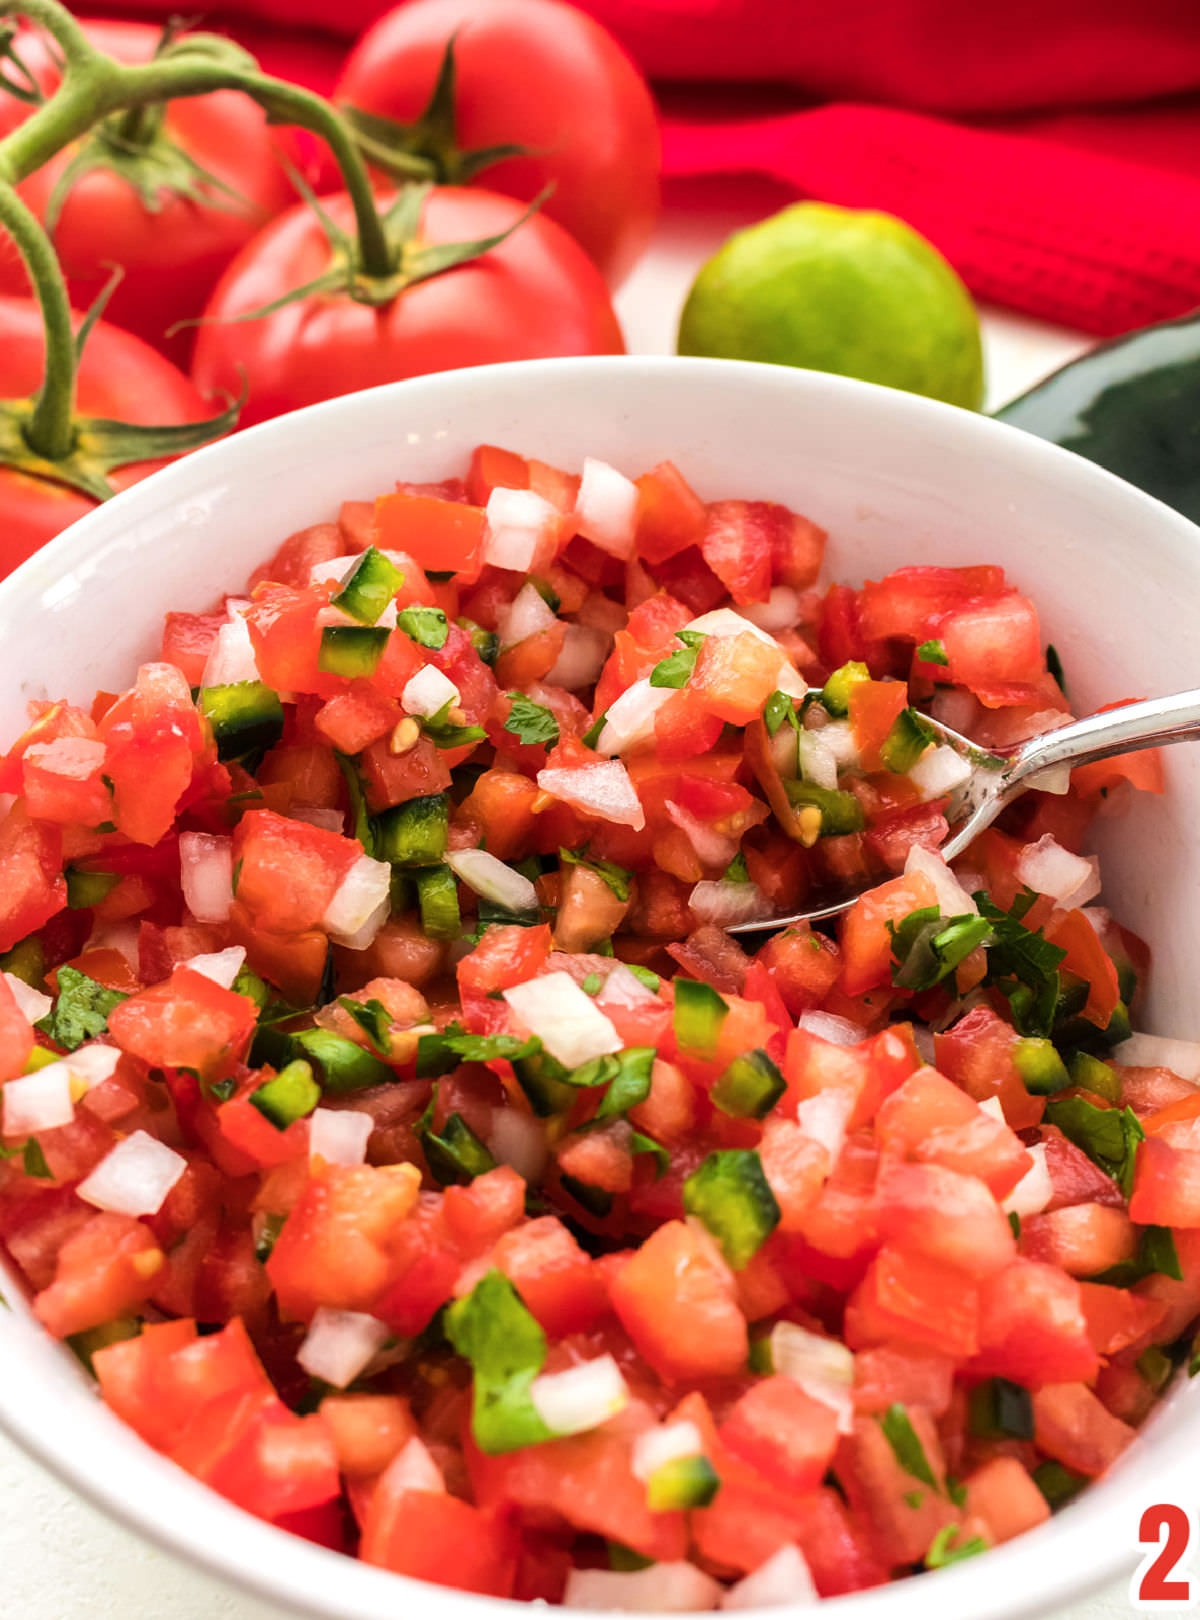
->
905, 843, 978, 917
402, 663, 460, 719
794, 1089, 853, 1165
538, 761, 646, 830
565, 1564, 724, 1613
88, 922, 140, 969
665, 799, 738, 869
685, 607, 777, 647
574, 457, 639, 559
308, 554, 360, 586
322, 853, 393, 949
769, 1322, 855, 1434
500, 580, 559, 649
1003, 1142, 1054, 1217
797, 1011, 864, 1047
484, 487, 559, 573
774, 660, 810, 702
547, 623, 610, 692
595, 677, 674, 756
722, 1545, 819, 1610
798, 728, 838, 790
446, 847, 538, 914
530, 1353, 628, 1436
487, 1109, 548, 1184
740, 586, 802, 633
310, 1107, 373, 1166
1026, 762, 1072, 796
3, 971, 50, 1024
597, 962, 658, 1011
978, 1096, 1007, 1124
183, 946, 246, 990
632, 1420, 705, 1482
1115, 1033, 1200, 1081
290, 805, 345, 833
388, 1436, 445, 1494
911, 1025, 936, 1064
1017, 835, 1101, 910
504, 971, 622, 1068
67, 1043, 122, 1090
77, 1130, 186, 1216
200, 614, 259, 688
909, 744, 973, 801
179, 832, 235, 925
2, 1063, 75, 1136
689, 881, 773, 928
297, 1308, 391, 1389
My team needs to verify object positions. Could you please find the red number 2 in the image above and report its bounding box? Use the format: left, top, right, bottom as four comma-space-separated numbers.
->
1134, 1504, 1193, 1607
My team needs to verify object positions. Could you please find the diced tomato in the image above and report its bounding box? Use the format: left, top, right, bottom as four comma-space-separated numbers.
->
251, 523, 348, 589
852, 1344, 956, 1415
34, 1211, 164, 1339
848, 681, 909, 773
875, 1067, 1033, 1199
373, 491, 486, 580
839, 870, 938, 996
233, 807, 361, 934
492, 1217, 605, 1337
699, 501, 773, 605
1031, 1382, 1134, 1477
721, 1376, 841, 1493
633, 462, 707, 564
836, 1409, 958, 1567
108, 966, 257, 1075
314, 685, 399, 755
458, 923, 552, 997
1077, 1281, 1167, 1357
0, 802, 66, 952
608, 1219, 748, 1383
844, 1246, 980, 1359
320, 1393, 415, 1477
1045, 908, 1120, 1028
934, 1005, 1045, 1132
1129, 1136, 1200, 1226
359, 732, 452, 811
1021, 1202, 1136, 1276
971, 1259, 1099, 1387
160, 610, 223, 687
363, 1474, 515, 1595
267, 1163, 421, 1320
466, 444, 529, 506
875, 1161, 1016, 1276
689, 631, 781, 725
963, 1456, 1051, 1544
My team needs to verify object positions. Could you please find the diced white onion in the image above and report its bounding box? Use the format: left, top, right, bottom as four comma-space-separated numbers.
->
1115, 1033, 1200, 1082
685, 607, 777, 647
908, 744, 973, 801
4, 972, 50, 1024
290, 805, 345, 833
978, 1096, 1007, 1124
76, 1130, 186, 1216
740, 586, 803, 634
565, 1564, 724, 1613
595, 677, 674, 756
388, 1436, 445, 1494
1016, 834, 1101, 910
179, 832, 234, 925
905, 843, 978, 917
665, 799, 738, 869
1026, 763, 1072, 796
503, 971, 622, 1068
574, 457, 639, 559
487, 1110, 548, 1184
689, 880, 773, 928
322, 853, 393, 949
66, 1043, 122, 1091
87, 923, 140, 970
1003, 1141, 1054, 1217
798, 728, 838, 791
817, 719, 859, 768
537, 761, 646, 830
446, 847, 539, 914
597, 963, 658, 1011
484, 487, 559, 573
183, 946, 246, 990
500, 580, 559, 650
769, 1322, 856, 1434
794, 1088, 853, 1165
632, 1421, 706, 1482
530, 1353, 628, 1436
200, 613, 259, 688
297, 1308, 391, 1389
308, 554, 361, 586
797, 1011, 864, 1046
722, 1546, 819, 1610
774, 661, 810, 702
310, 1107, 374, 1166
912, 1025, 936, 1064
402, 663, 460, 719
769, 722, 798, 778
3, 1063, 75, 1135
548, 623, 610, 692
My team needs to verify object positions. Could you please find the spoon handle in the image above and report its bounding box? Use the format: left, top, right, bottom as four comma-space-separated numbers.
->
1008, 688, 1200, 785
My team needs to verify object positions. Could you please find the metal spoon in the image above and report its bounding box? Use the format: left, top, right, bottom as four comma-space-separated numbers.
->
726, 687, 1200, 932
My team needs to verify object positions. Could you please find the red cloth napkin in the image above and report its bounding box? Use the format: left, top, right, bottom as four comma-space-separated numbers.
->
100, 0, 1200, 335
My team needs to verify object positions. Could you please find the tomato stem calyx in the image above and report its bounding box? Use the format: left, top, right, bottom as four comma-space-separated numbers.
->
342, 34, 531, 188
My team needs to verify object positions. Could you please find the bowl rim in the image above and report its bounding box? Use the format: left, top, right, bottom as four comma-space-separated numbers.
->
1, 352, 1197, 1620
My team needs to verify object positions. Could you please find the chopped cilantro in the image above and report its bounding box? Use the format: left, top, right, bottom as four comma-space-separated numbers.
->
925, 1526, 987, 1568
35, 966, 127, 1053
581, 710, 608, 750
445, 1270, 554, 1454
415, 1025, 542, 1079
888, 906, 992, 992
627, 963, 660, 993
723, 850, 750, 884
763, 688, 802, 737
649, 644, 699, 689
559, 846, 632, 902
975, 889, 1067, 1037
917, 639, 949, 666
1046, 643, 1066, 693
422, 699, 487, 750
1044, 1094, 1144, 1198
22, 1139, 52, 1178
338, 996, 392, 1056
879, 1404, 939, 1491
504, 693, 560, 748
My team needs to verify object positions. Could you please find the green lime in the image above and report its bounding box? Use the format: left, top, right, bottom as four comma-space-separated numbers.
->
677, 202, 985, 410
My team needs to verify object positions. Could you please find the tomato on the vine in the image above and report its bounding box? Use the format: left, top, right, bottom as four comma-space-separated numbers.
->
0, 19, 294, 366
190, 185, 624, 428
330, 0, 661, 288
0, 297, 219, 571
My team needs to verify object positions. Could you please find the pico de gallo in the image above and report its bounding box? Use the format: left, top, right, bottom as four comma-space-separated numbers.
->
0, 443, 1188, 1608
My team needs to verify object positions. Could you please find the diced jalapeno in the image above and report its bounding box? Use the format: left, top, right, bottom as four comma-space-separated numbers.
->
374, 793, 449, 866
784, 780, 866, 835
513, 1047, 576, 1117
1013, 1037, 1071, 1096
65, 869, 120, 910
1067, 1051, 1121, 1102
421, 1111, 496, 1186
457, 617, 499, 667
645, 1454, 721, 1512
331, 546, 403, 625
879, 706, 938, 773
1032, 1460, 1087, 1510
414, 864, 461, 940
967, 1377, 1035, 1440
683, 1149, 780, 1269
820, 660, 871, 717
318, 625, 391, 678
673, 978, 728, 1060
711, 1048, 786, 1119
199, 681, 285, 761
291, 1028, 393, 1093
249, 1059, 321, 1129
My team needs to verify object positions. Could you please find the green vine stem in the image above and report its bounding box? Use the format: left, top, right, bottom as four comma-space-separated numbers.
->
0, 0, 400, 277
0, 179, 76, 460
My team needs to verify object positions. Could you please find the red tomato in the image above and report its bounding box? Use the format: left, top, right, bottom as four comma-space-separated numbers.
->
0, 22, 293, 366
330, 0, 660, 286
0, 298, 218, 572
191, 186, 623, 428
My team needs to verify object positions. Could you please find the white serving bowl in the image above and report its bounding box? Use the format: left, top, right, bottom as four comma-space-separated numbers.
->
0, 356, 1196, 1620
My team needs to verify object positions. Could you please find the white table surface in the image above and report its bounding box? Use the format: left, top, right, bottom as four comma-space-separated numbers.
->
0, 176, 1132, 1619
